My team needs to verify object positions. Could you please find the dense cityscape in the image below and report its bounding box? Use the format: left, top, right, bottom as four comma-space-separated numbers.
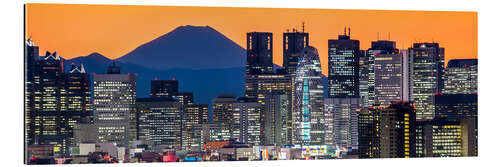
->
24, 25, 478, 164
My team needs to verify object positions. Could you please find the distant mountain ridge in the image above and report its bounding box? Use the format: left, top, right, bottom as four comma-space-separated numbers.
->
116, 25, 246, 70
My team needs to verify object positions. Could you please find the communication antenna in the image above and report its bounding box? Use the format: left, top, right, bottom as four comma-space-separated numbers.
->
348, 27, 351, 36
302, 21, 305, 32
344, 26, 347, 35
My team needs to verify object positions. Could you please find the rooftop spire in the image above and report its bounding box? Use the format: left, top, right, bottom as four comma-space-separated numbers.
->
348, 27, 351, 36
344, 27, 347, 35
302, 21, 305, 32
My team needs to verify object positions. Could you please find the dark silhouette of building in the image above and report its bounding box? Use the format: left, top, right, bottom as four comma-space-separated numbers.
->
25, 38, 39, 161
435, 94, 477, 122
380, 101, 416, 158
150, 79, 178, 98
328, 27, 360, 98
246, 32, 273, 74
358, 105, 383, 158
283, 28, 309, 75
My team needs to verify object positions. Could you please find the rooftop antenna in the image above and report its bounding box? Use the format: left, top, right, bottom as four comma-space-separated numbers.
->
302, 21, 305, 32
348, 27, 351, 36
344, 26, 346, 35
286, 28, 289, 32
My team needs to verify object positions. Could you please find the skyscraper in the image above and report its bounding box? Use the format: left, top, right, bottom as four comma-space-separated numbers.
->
93, 64, 136, 147
283, 28, 309, 75
212, 94, 238, 141
136, 98, 183, 148
380, 102, 417, 158
150, 79, 178, 98
246, 32, 273, 75
263, 94, 289, 146
409, 43, 445, 120
28, 51, 92, 156
324, 98, 360, 151
232, 98, 262, 145
328, 28, 360, 98
358, 105, 383, 159
25, 38, 38, 156
293, 46, 324, 145
443, 59, 478, 94
374, 51, 403, 107
360, 40, 400, 107
182, 104, 209, 151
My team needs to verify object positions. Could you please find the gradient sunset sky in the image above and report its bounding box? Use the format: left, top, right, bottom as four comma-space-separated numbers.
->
26, 4, 477, 75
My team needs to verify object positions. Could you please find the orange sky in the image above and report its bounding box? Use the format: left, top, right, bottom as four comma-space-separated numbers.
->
26, 4, 477, 75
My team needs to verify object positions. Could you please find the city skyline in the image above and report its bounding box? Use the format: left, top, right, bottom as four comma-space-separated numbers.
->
26, 4, 477, 76
24, 3, 478, 164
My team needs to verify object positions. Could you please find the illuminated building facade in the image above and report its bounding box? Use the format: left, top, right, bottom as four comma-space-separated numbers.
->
174, 92, 194, 106
29, 51, 92, 155
435, 94, 477, 122
374, 52, 403, 107
380, 102, 416, 158
360, 40, 399, 108
136, 98, 183, 148
283, 29, 309, 75
443, 59, 478, 94
263, 94, 289, 146
246, 32, 273, 75
358, 105, 383, 158
93, 64, 136, 147
324, 98, 360, 151
232, 98, 262, 145
409, 43, 445, 120
182, 104, 209, 151
150, 79, 178, 98
25, 38, 38, 154
212, 94, 238, 141
416, 120, 464, 157
328, 28, 360, 98
293, 46, 324, 145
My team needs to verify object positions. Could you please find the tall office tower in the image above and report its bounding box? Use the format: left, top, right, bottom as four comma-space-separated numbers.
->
64, 64, 92, 146
263, 94, 289, 146
380, 102, 417, 158
150, 79, 178, 98
435, 94, 477, 122
232, 98, 262, 145
359, 50, 371, 108
200, 123, 221, 143
358, 105, 383, 158
246, 32, 273, 75
374, 52, 403, 107
443, 59, 478, 94
244, 71, 293, 144
136, 98, 183, 148
415, 119, 475, 157
25, 38, 39, 155
328, 28, 360, 98
293, 46, 324, 145
324, 98, 361, 151
361, 40, 400, 107
401, 50, 412, 102
93, 64, 136, 147
409, 43, 445, 120
283, 29, 309, 75
182, 104, 209, 151
174, 92, 194, 106
30, 51, 68, 154
212, 94, 238, 141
